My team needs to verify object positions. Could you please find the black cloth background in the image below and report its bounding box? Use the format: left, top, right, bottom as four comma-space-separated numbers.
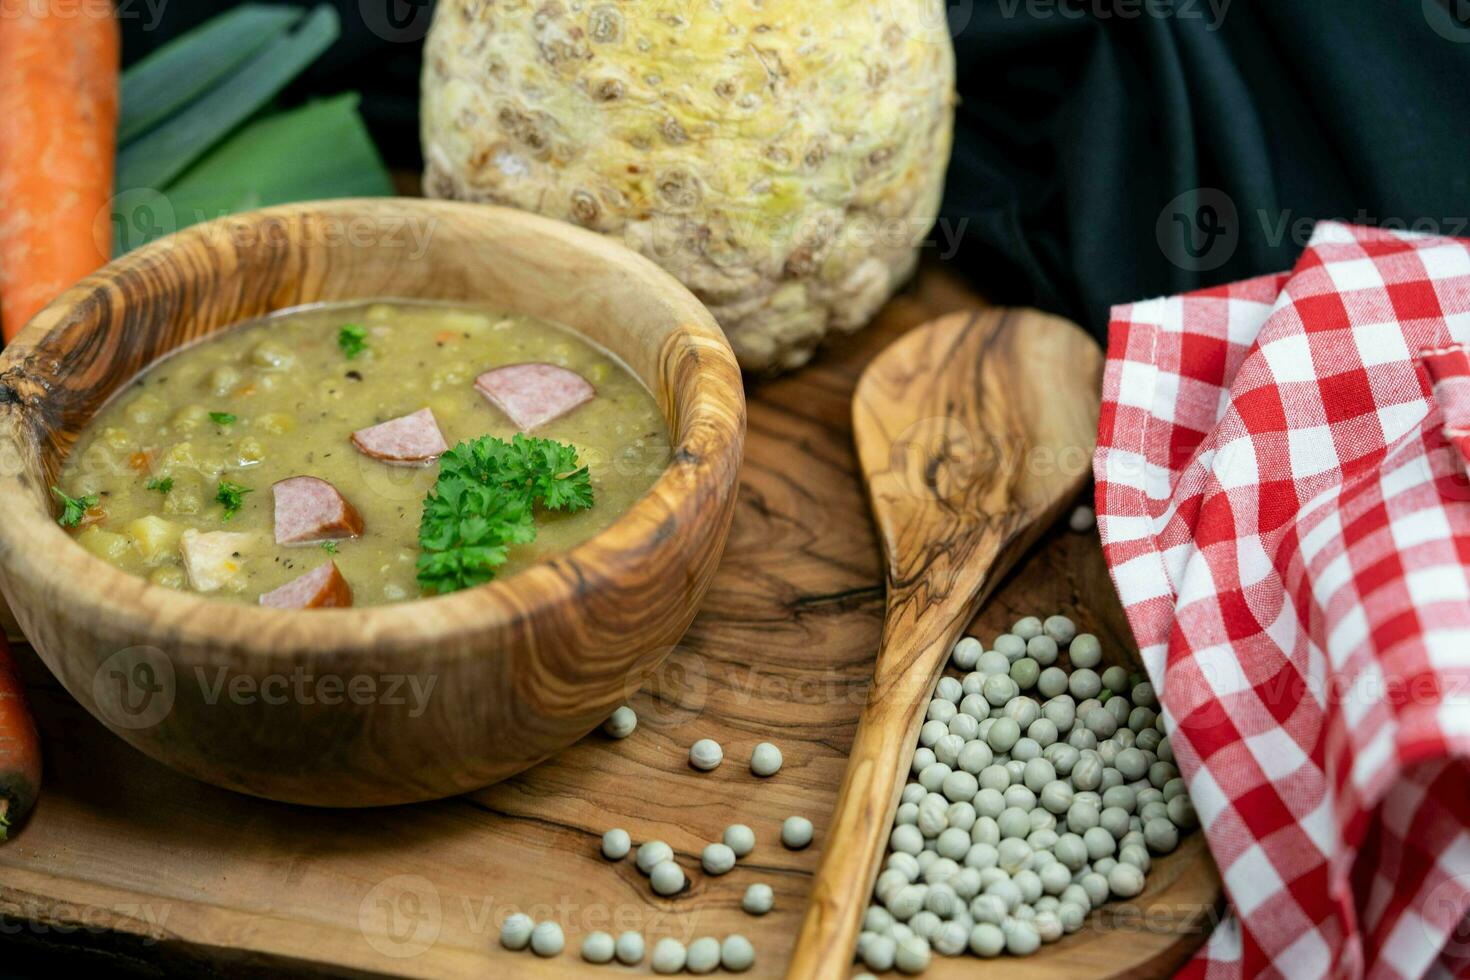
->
121, 0, 1470, 341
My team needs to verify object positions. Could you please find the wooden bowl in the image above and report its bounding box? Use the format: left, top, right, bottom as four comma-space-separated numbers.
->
0, 199, 745, 806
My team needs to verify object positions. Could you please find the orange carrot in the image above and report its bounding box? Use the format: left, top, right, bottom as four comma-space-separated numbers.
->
0, 634, 41, 840
0, 2, 120, 342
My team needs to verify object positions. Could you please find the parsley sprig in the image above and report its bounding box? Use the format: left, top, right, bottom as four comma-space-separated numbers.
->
51, 486, 98, 527
216, 479, 253, 521
209, 411, 236, 426
146, 476, 173, 495
416, 435, 594, 595
338, 323, 368, 359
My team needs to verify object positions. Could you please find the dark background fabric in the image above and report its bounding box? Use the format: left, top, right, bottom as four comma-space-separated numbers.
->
121, 0, 1470, 340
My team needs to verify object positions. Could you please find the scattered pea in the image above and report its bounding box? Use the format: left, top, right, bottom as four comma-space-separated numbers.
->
686, 937, 721, 974
750, 741, 783, 776
650, 860, 686, 896
602, 828, 631, 860
615, 931, 645, 964
581, 931, 615, 963
702, 842, 737, 875
602, 705, 637, 738
636, 840, 674, 874
721, 935, 756, 972
742, 882, 774, 915
689, 738, 724, 771
500, 913, 534, 950
724, 823, 756, 857
782, 816, 814, 849
530, 921, 564, 957
651, 937, 687, 973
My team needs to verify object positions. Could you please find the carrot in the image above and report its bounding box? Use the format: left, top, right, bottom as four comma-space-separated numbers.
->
0, 2, 120, 342
0, 634, 41, 840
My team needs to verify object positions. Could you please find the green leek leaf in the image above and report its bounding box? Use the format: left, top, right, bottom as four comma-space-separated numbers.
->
113, 94, 394, 253
119, 6, 305, 144
115, 5, 340, 192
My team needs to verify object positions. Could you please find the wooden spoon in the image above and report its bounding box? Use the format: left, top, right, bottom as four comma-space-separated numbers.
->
789, 308, 1103, 977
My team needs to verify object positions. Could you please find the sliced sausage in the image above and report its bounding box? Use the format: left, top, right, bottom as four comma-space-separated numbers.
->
178, 529, 256, 593
475, 363, 595, 431
258, 561, 354, 609
351, 407, 449, 465
272, 476, 364, 546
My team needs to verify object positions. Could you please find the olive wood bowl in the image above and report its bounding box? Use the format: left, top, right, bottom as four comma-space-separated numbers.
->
0, 199, 745, 806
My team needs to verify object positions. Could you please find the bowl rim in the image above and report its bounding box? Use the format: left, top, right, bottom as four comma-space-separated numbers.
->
0, 199, 745, 657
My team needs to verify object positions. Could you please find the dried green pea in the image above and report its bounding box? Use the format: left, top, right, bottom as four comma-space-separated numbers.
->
1010, 657, 1041, 690
636, 840, 673, 873
782, 815, 814, 849
1027, 635, 1059, 666
602, 705, 637, 738
1069, 634, 1102, 669
615, 931, 645, 964
742, 882, 774, 915
581, 931, 615, 963
651, 937, 687, 973
650, 860, 686, 896
602, 828, 631, 860
748, 739, 783, 775
530, 921, 565, 957
702, 842, 737, 875
689, 738, 724, 771
724, 823, 756, 857
721, 935, 756, 972
500, 912, 534, 950
686, 937, 720, 974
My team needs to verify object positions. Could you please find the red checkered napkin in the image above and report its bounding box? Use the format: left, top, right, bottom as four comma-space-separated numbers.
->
1095, 221, 1470, 980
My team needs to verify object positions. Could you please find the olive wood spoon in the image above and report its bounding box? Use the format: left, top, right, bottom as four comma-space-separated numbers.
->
789, 308, 1102, 978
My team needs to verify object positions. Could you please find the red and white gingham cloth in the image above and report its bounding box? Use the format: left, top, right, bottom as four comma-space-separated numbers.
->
1095, 221, 1470, 980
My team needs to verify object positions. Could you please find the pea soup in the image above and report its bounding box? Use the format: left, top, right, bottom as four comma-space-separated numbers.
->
55, 301, 671, 606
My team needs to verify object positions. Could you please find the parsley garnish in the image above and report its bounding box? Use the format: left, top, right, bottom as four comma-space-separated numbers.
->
320, 541, 338, 554
51, 486, 98, 528
215, 480, 253, 521
209, 411, 236, 426
416, 434, 594, 595
338, 323, 368, 359
146, 476, 173, 495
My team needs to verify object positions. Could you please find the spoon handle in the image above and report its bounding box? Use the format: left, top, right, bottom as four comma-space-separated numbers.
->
787, 599, 970, 980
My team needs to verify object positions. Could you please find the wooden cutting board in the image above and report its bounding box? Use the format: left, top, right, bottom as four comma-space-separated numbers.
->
0, 267, 1221, 978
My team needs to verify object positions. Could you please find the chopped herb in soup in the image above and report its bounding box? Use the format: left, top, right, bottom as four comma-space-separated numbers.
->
55, 301, 671, 607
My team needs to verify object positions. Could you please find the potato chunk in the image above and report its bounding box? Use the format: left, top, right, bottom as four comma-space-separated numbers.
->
178, 529, 257, 593
127, 515, 183, 564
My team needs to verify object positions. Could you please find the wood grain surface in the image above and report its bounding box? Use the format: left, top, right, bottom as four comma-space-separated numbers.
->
0, 268, 1221, 977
